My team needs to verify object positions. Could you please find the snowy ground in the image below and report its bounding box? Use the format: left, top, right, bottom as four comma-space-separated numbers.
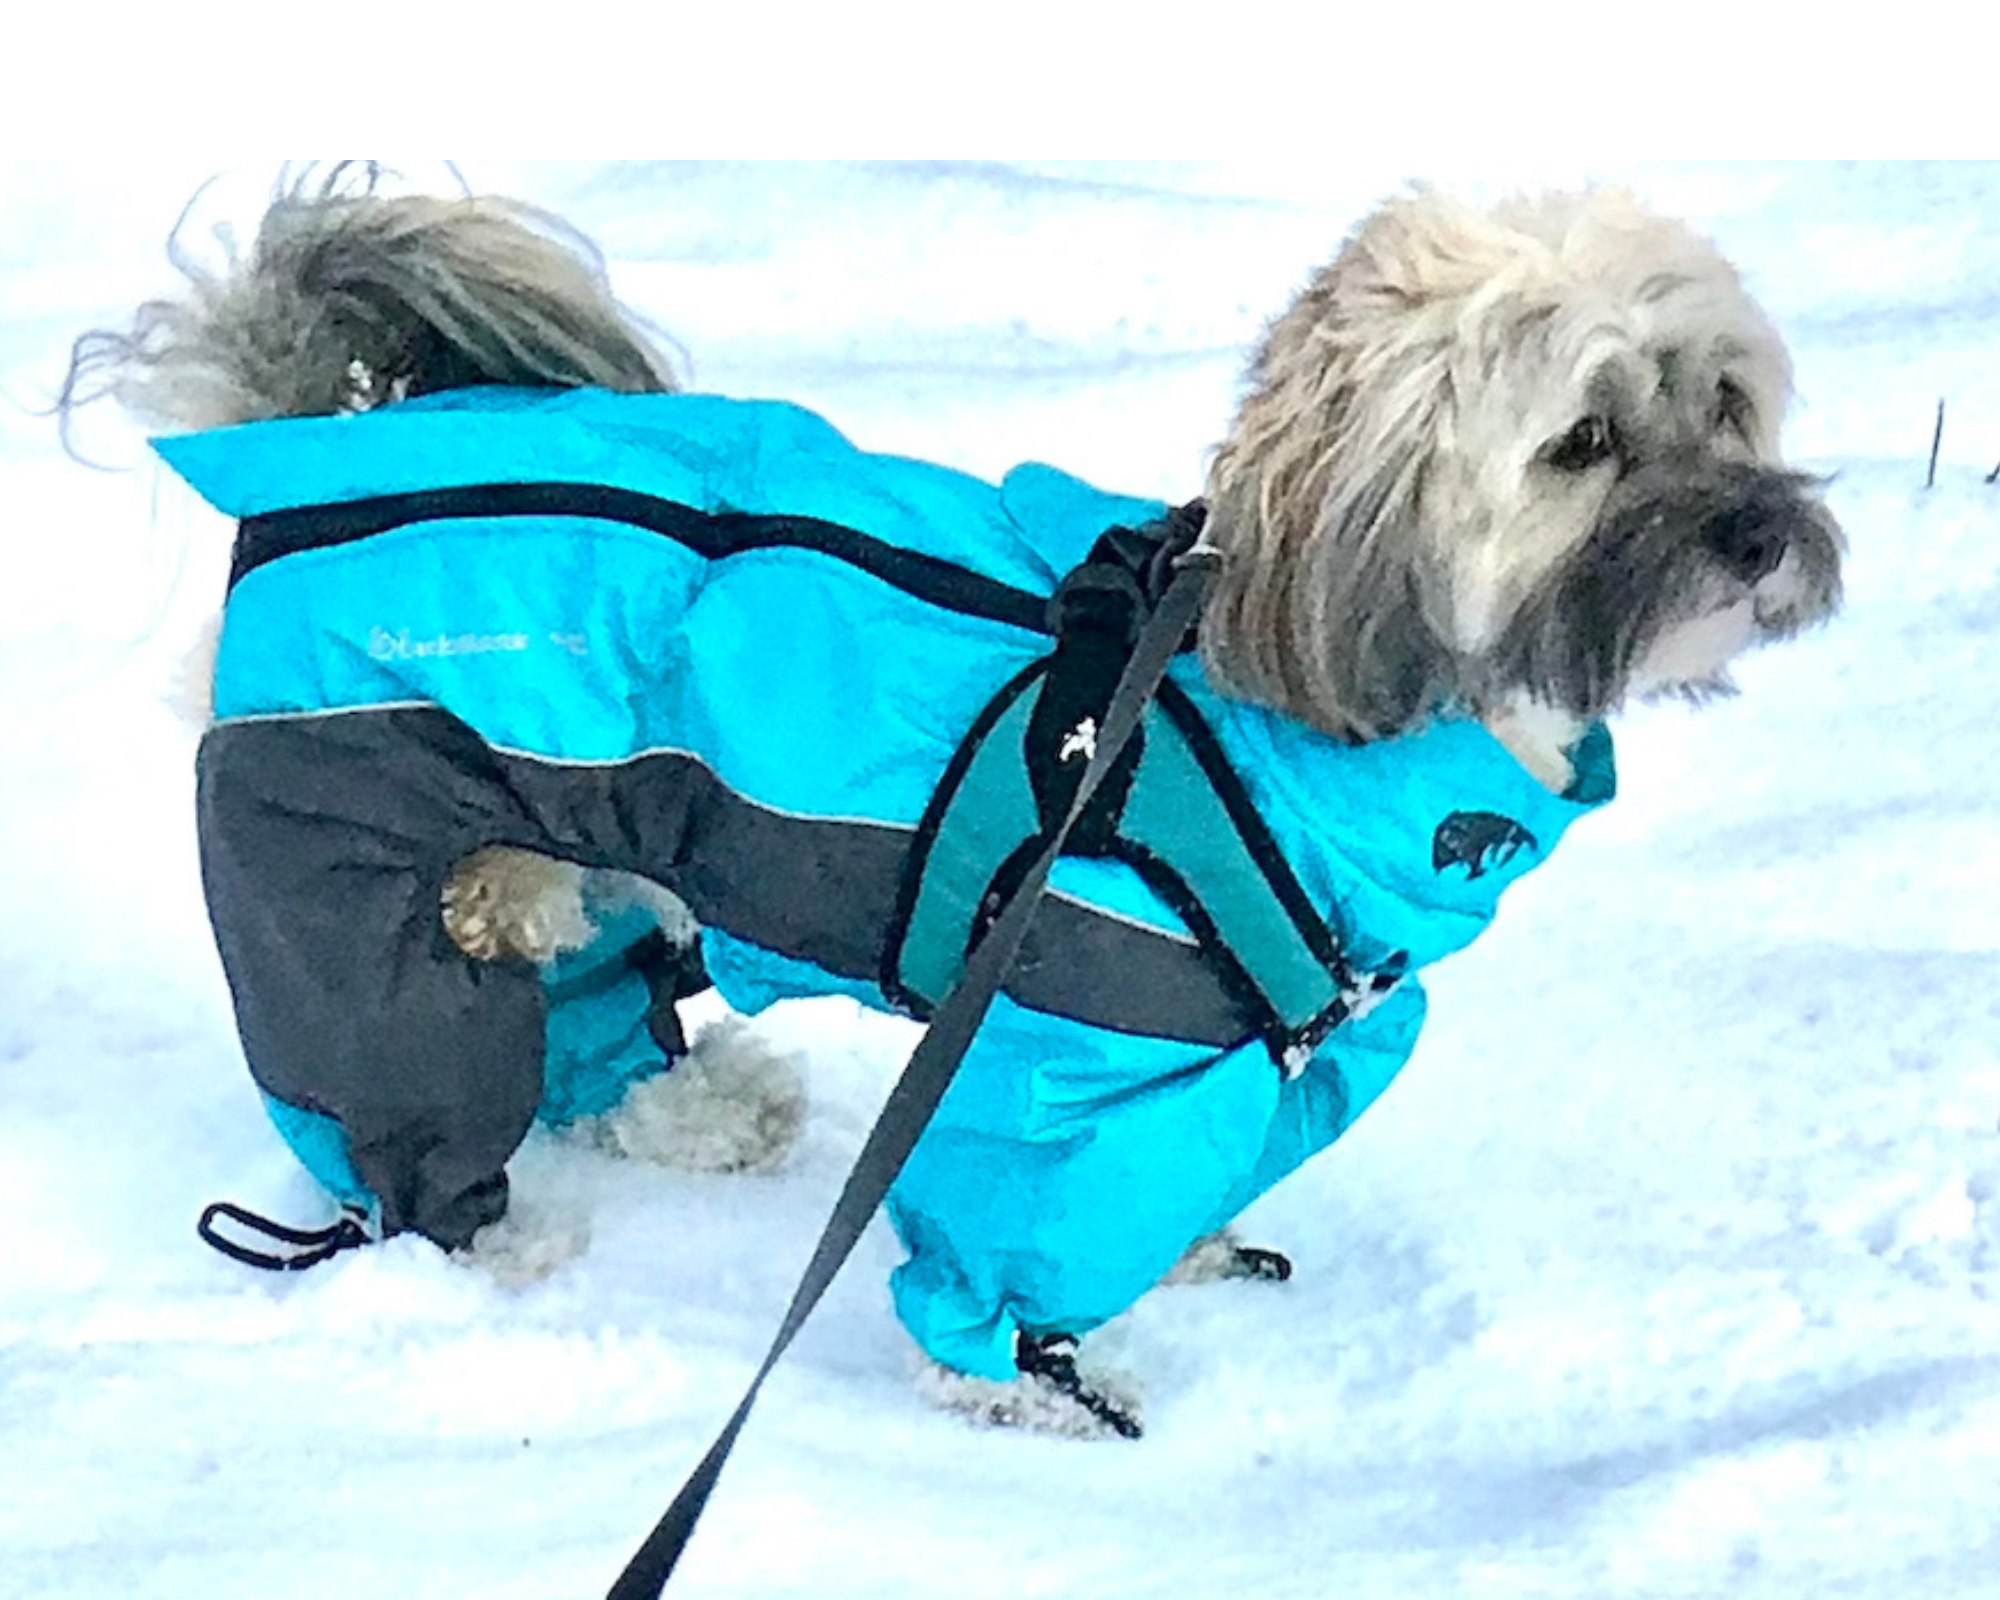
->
3, 161, 1999, 1600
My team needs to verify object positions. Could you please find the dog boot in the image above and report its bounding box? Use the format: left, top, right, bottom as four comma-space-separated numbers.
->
1161, 1228, 1294, 1285
917, 1332, 1145, 1440
1013, 1332, 1144, 1439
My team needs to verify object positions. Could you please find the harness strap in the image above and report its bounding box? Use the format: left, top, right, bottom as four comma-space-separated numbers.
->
605, 520, 1218, 1600
1119, 679, 1407, 1074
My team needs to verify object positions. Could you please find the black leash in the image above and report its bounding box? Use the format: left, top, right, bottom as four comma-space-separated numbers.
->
606, 516, 1218, 1600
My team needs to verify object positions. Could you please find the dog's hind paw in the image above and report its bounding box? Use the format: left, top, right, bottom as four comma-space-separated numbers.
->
586, 1018, 805, 1174
459, 1205, 591, 1289
917, 1334, 1144, 1440
1160, 1228, 1293, 1286
441, 847, 595, 964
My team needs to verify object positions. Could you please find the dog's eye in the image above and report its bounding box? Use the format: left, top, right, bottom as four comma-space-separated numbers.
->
1713, 375, 1754, 442
1543, 416, 1618, 473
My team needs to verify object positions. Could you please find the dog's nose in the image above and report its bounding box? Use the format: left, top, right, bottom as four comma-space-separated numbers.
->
1705, 503, 1788, 584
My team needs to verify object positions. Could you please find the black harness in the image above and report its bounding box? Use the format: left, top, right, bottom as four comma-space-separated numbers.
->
886, 503, 1401, 1076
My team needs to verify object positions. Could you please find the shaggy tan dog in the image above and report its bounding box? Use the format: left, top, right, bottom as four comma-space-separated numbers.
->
72, 177, 1840, 925
65, 172, 1841, 1433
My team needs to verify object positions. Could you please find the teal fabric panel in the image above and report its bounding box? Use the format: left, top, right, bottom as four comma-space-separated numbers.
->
1196, 984, 1430, 1239
885, 976, 1430, 1380
661, 543, 1042, 826
538, 902, 676, 1126
1121, 704, 1341, 1029
894, 681, 1045, 1005
259, 1094, 376, 1217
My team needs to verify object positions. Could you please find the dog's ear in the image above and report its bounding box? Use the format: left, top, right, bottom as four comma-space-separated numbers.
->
1202, 191, 1464, 743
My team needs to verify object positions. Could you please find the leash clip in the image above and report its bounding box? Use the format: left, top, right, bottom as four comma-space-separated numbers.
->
1277, 956, 1408, 1080
1172, 529, 1224, 571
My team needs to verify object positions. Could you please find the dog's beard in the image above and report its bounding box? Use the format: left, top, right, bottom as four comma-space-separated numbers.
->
1472, 460, 1845, 721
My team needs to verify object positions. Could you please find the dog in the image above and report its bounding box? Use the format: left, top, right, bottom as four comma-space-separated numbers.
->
65, 167, 1842, 1437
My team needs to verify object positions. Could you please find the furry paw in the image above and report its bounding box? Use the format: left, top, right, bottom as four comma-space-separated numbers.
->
917, 1334, 1144, 1440
584, 1018, 805, 1173
1160, 1228, 1293, 1286
441, 847, 595, 963
459, 1204, 591, 1289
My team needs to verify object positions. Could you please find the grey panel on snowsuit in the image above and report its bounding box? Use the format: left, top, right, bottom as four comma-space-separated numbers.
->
197, 704, 1268, 1246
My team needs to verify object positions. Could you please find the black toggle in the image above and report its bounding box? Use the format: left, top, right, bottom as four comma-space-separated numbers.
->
197, 1200, 372, 1272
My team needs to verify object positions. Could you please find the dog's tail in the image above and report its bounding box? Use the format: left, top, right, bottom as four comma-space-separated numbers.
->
61, 162, 678, 441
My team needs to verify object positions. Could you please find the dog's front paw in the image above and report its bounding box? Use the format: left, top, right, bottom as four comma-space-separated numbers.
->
917, 1333, 1143, 1440
1160, 1228, 1293, 1286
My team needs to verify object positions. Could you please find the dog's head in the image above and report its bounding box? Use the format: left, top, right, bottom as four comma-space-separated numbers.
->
1201, 187, 1843, 749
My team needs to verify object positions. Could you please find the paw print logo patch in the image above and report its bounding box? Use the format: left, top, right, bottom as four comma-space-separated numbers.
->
1432, 812, 1539, 880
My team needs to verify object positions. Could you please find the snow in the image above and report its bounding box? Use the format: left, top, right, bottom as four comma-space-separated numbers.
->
4, 160, 2000, 1599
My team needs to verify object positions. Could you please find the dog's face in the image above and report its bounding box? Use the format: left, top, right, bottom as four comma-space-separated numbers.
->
1201, 187, 1843, 748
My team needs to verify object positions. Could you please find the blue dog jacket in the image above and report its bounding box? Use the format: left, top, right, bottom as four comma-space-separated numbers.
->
163, 387, 1614, 1379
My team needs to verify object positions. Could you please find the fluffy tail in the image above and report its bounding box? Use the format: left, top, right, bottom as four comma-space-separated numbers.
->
62, 162, 678, 438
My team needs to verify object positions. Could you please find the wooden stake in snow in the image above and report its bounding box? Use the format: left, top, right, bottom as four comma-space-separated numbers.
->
1927, 399, 1944, 490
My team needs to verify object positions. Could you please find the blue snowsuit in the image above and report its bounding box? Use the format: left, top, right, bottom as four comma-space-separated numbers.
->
162, 387, 1614, 1380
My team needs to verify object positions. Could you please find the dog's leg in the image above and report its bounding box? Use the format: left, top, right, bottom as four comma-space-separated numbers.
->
440, 855, 800, 1171
582, 1017, 806, 1174
169, 611, 223, 730
917, 1332, 1144, 1440
1160, 1228, 1293, 1285
922, 1232, 1293, 1440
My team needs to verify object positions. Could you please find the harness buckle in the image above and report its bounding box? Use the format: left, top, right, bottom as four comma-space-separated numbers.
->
1275, 954, 1408, 1080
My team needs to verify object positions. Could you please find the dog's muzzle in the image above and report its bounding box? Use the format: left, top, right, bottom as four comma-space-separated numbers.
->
1496, 459, 1843, 715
